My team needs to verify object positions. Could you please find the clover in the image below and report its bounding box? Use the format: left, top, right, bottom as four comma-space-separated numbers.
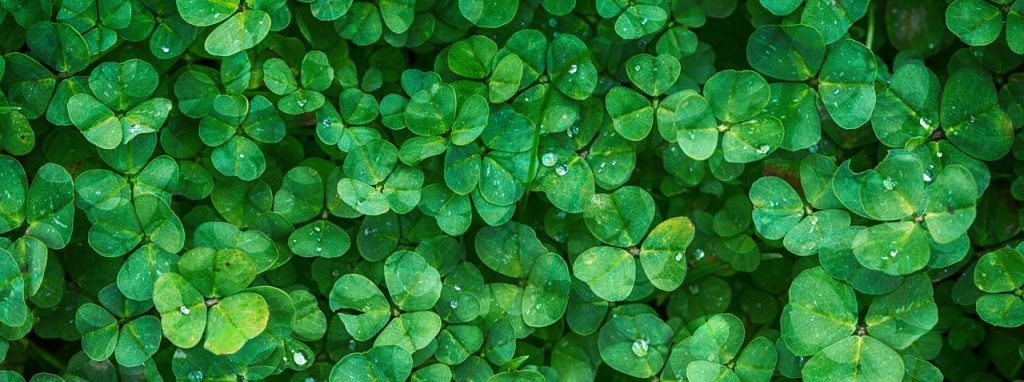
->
780, 268, 937, 382
747, 28, 877, 131
946, 0, 1024, 54
974, 246, 1024, 327
153, 248, 271, 355
661, 313, 777, 382
176, 0, 286, 56
68, 59, 172, 150
675, 69, 784, 163
74, 285, 162, 367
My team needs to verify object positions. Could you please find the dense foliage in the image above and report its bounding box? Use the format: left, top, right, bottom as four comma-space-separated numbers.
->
1, 0, 1024, 380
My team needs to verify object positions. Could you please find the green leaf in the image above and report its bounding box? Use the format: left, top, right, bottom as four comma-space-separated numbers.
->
639, 216, 693, 291
864, 274, 938, 350
204, 10, 272, 56
746, 24, 824, 81
177, 0, 237, 26
330, 274, 391, 341
25, 22, 89, 74
68, 94, 121, 149
153, 273, 207, 349
704, 70, 770, 123
75, 303, 118, 361
871, 63, 941, 148
800, 0, 869, 44
522, 252, 571, 327
924, 165, 978, 243
459, 0, 517, 28
449, 36, 498, 79
781, 267, 857, 356
178, 248, 257, 297
374, 311, 442, 352
583, 186, 655, 247
606, 87, 654, 141
626, 54, 680, 97
474, 222, 546, 278
749, 177, 804, 240
946, 0, 1003, 47
0, 248, 28, 327
598, 313, 673, 378
114, 315, 162, 367
819, 39, 877, 129
975, 248, 1024, 293
26, 163, 75, 249
405, 83, 456, 136
801, 336, 904, 382
671, 91, 719, 161
289, 220, 350, 258
940, 68, 1013, 161
0, 156, 27, 234
384, 250, 442, 311
211, 136, 266, 181
329, 345, 413, 382
548, 34, 598, 100
615, 5, 668, 40
859, 151, 925, 221
853, 222, 930, 276
722, 116, 784, 163
204, 292, 269, 355
574, 246, 635, 302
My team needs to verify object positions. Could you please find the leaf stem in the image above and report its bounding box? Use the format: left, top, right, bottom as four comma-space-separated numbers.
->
518, 118, 544, 217
683, 261, 729, 285
22, 339, 67, 373
865, 3, 876, 51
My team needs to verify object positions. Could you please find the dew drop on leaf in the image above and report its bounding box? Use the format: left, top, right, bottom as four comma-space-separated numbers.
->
555, 164, 569, 176
541, 152, 558, 167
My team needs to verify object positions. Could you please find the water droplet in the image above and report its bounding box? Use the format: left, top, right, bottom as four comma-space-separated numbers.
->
969, 115, 977, 123
631, 338, 650, 357
292, 350, 308, 366
179, 306, 191, 315
808, 144, 820, 154
453, 284, 462, 291
238, 153, 245, 159
832, 89, 840, 95
889, 249, 899, 257
693, 248, 706, 261
161, 46, 171, 53
315, 246, 323, 252
568, 64, 578, 74
129, 124, 142, 134
314, 225, 321, 232
809, 216, 819, 225
541, 152, 558, 167
922, 169, 933, 182
882, 177, 896, 191
756, 145, 770, 155
296, 98, 308, 108
305, 377, 316, 382
935, 151, 943, 158
674, 252, 683, 261
688, 284, 700, 294
555, 164, 569, 176
332, 269, 341, 277
188, 370, 204, 382
918, 118, 931, 130
634, 65, 641, 71
449, 300, 459, 309
640, 16, 649, 25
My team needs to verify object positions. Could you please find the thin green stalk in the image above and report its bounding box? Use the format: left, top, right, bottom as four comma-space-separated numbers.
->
865, 3, 876, 51
23, 340, 67, 373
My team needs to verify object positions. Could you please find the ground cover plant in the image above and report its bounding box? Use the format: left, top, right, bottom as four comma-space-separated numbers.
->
1, 0, 1024, 380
